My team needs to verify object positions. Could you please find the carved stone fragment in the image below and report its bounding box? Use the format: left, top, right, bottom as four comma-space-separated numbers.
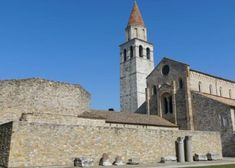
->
113, 155, 125, 166
74, 157, 94, 167
99, 153, 112, 166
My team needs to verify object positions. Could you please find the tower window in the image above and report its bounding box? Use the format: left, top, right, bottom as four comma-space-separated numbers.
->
229, 89, 232, 98
146, 48, 150, 60
123, 49, 127, 62
209, 84, 213, 94
139, 45, 143, 57
198, 81, 202, 92
135, 28, 138, 38
143, 29, 145, 39
130, 46, 133, 58
179, 78, 183, 89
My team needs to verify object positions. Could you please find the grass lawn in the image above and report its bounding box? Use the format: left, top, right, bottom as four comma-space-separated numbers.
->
187, 164, 235, 168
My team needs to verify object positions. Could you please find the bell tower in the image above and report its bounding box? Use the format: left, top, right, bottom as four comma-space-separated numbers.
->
120, 2, 154, 112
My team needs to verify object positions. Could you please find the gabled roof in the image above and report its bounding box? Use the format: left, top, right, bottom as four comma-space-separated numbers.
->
147, 57, 189, 79
161, 57, 189, 66
190, 69, 235, 84
194, 91, 235, 107
78, 110, 178, 128
127, 1, 145, 27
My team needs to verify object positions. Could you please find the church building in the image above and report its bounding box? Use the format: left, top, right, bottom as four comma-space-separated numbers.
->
120, 2, 235, 156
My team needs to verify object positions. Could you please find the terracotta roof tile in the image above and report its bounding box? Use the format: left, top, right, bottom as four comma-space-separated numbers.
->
78, 110, 178, 128
127, 2, 145, 26
195, 91, 235, 107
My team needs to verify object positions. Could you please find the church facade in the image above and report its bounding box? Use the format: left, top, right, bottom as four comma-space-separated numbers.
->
120, 2, 235, 156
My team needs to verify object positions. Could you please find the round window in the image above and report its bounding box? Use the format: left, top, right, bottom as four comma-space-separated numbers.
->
162, 65, 170, 75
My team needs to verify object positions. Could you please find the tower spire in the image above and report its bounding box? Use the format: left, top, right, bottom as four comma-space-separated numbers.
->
120, 1, 154, 113
127, 1, 145, 27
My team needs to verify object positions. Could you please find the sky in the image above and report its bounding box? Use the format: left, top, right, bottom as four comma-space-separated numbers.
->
0, 0, 235, 111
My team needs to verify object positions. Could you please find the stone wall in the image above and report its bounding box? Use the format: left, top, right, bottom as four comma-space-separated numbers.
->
190, 70, 235, 99
0, 78, 90, 124
7, 121, 222, 167
20, 113, 106, 127
20, 112, 179, 130
191, 92, 235, 156
0, 122, 13, 168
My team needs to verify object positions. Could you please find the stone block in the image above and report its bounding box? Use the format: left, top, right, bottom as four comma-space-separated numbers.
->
193, 154, 207, 161
113, 156, 125, 166
207, 153, 221, 161
127, 158, 140, 165
99, 153, 112, 166
74, 157, 94, 167
160, 156, 177, 163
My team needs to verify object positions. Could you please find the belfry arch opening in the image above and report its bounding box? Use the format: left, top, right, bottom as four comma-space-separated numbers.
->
139, 45, 143, 57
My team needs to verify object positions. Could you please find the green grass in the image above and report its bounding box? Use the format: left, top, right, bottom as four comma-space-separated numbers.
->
187, 164, 235, 168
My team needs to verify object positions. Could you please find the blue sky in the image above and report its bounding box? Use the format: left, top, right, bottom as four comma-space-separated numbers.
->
0, 0, 235, 110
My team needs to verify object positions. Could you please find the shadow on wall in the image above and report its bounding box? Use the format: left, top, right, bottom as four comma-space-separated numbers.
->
0, 122, 13, 168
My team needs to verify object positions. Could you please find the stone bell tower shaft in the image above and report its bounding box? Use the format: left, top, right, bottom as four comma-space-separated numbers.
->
120, 2, 154, 112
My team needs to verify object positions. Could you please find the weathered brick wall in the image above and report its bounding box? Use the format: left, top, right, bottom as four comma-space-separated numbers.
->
0, 78, 90, 124
7, 121, 222, 167
191, 92, 235, 156
0, 122, 13, 168
190, 71, 235, 99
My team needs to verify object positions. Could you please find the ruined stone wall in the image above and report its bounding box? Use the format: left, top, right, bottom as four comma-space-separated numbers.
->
20, 113, 178, 130
0, 122, 13, 168
7, 121, 222, 167
0, 78, 90, 124
20, 113, 106, 126
190, 71, 235, 99
191, 92, 235, 156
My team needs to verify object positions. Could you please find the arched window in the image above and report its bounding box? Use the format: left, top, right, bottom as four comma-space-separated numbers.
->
152, 85, 157, 95
169, 96, 173, 113
162, 93, 173, 114
164, 97, 168, 114
219, 87, 223, 96
229, 89, 232, 98
130, 46, 133, 58
143, 29, 145, 39
179, 78, 183, 89
123, 49, 127, 62
128, 29, 131, 41
198, 81, 202, 92
139, 45, 143, 57
209, 84, 213, 94
146, 48, 150, 60
135, 28, 138, 38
